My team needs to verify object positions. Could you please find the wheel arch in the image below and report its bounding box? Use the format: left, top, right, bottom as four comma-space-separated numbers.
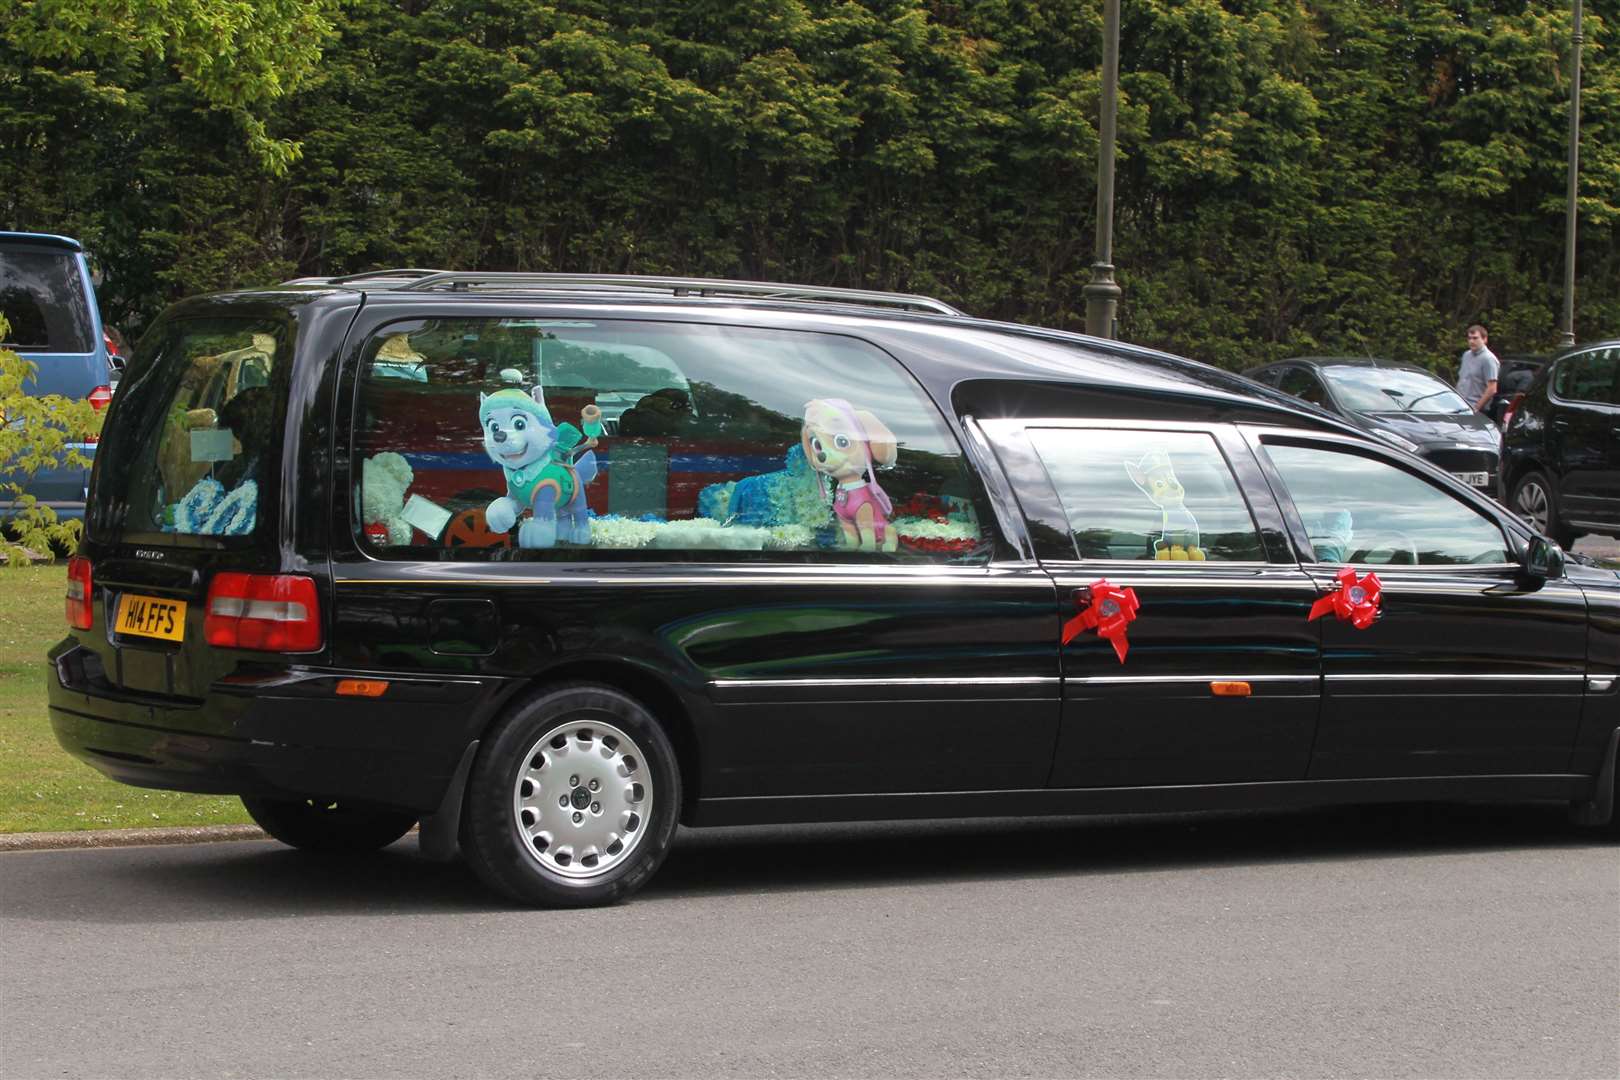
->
1503, 455, 1550, 501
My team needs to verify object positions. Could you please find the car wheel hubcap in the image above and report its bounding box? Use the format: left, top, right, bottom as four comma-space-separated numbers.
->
512, 720, 652, 880
1516, 482, 1549, 532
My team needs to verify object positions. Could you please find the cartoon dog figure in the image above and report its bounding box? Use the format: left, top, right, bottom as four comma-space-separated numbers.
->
1125, 448, 1205, 560
802, 398, 898, 552
480, 386, 602, 548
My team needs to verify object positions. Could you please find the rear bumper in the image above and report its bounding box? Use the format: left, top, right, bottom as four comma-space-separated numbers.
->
47, 642, 504, 813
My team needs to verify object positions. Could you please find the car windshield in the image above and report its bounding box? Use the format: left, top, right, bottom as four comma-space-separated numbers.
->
0, 243, 94, 353
1322, 366, 1470, 415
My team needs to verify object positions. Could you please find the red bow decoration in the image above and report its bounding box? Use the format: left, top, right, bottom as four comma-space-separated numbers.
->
1061, 579, 1141, 663
1308, 566, 1382, 630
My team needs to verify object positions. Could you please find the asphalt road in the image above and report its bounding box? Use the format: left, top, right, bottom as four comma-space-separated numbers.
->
1573, 535, 1620, 563
2, 805, 1616, 1079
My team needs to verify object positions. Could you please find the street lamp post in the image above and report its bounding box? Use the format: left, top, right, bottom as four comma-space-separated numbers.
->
1561, 0, 1584, 347
1083, 0, 1122, 338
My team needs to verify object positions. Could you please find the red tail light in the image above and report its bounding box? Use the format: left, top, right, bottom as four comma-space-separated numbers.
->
66, 557, 93, 630
87, 385, 113, 411
205, 573, 322, 652
1502, 393, 1525, 430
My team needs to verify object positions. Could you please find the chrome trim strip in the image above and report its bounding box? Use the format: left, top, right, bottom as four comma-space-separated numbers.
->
1054, 578, 1320, 590
1069, 674, 1318, 686
1325, 673, 1582, 682
710, 676, 1060, 689
338, 573, 1034, 588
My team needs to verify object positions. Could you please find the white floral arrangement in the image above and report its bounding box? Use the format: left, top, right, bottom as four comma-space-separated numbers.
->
589, 516, 816, 552
588, 516, 663, 548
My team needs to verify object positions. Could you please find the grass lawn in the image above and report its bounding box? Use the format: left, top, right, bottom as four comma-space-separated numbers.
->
0, 563, 250, 832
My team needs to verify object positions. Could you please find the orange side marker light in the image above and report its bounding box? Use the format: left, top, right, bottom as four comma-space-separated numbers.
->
336, 679, 389, 698
1210, 681, 1252, 698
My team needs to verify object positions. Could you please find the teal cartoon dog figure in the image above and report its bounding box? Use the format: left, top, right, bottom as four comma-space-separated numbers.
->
479, 386, 603, 548
1125, 447, 1205, 560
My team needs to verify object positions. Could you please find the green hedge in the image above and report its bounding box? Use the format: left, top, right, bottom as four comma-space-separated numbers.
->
3, 0, 1615, 370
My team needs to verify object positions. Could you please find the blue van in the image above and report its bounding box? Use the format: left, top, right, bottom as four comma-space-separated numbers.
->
0, 231, 115, 519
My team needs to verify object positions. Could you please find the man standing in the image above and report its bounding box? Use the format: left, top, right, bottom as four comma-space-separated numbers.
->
1457, 323, 1500, 414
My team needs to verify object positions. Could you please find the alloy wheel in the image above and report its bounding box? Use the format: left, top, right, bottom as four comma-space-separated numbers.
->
510, 720, 653, 879
1515, 479, 1550, 533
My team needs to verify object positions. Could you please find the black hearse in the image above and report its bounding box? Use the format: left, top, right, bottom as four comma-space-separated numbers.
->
48, 273, 1620, 906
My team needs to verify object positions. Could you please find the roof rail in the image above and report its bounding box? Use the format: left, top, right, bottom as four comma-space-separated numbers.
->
280, 268, 442, 287
389, 271, 963, 316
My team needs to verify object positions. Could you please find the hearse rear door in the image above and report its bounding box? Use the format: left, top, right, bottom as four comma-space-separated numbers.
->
980, 418, 1322, 788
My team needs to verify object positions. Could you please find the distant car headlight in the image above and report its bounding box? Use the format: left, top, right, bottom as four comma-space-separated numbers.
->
1371, 428, 1421, 453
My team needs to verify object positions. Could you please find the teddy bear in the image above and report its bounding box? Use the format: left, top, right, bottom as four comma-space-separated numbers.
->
362, 452, 416, 545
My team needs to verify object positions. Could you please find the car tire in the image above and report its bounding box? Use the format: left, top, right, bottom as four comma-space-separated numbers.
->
460, 683, 680, 908
241, 797, 417, 853
1511, 470, 1577, 548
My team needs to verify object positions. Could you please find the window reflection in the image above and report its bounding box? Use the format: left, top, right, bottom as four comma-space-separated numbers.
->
1028, 429, 1265, 561
1266, 444, 1508, 565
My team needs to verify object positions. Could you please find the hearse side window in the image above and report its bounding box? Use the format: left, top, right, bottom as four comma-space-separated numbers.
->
351, 318, 987, 562
1025, 428, 1265, 561
1264, 444, 1509, 566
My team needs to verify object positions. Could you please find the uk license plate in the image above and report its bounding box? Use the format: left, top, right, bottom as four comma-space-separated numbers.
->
115, 593, 187, 642
1451, 471, 1490, 488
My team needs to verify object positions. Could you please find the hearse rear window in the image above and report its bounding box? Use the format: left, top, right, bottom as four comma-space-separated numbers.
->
92, 318, 288, 541
351, 319, 988, 562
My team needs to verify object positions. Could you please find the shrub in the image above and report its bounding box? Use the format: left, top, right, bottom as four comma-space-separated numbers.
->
0, 314, 102, 566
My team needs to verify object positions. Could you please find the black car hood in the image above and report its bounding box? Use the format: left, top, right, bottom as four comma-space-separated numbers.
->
1358, 410, 1499, 446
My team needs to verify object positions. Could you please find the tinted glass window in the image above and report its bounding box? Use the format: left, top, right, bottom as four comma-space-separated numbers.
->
352, 318, 987, 562
0, 244, 94, 353
91, 318, 288, 541
1320, 366, 1469, 414
1553, 349, 1620, 405
1026, 428, 1265, 561
1266, 444, 1508, 565
1277, 367, 1327, 406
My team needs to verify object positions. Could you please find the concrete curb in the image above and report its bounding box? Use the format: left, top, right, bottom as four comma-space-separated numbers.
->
0, 824, 269, 852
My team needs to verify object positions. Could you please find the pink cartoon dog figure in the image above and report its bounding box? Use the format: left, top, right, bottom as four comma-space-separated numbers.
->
802, 397, 899, 552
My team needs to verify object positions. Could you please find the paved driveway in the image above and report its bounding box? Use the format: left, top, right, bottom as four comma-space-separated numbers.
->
3, 806, 1616, 1078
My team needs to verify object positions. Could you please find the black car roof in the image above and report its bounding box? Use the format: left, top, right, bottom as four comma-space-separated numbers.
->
1271, 356, 1432, 373
171, 274, 1353, 433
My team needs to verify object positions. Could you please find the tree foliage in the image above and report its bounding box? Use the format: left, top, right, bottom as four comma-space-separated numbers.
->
2, 0, 1615, 371
0, 316, 100, 565
1, 0, 339, 171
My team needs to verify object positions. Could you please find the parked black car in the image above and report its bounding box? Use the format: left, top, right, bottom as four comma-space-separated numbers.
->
1486, 353, 1548, 426
1501, 340, 1620, 547
48, 273, 1620, 907
1245, 357, 1501, 493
